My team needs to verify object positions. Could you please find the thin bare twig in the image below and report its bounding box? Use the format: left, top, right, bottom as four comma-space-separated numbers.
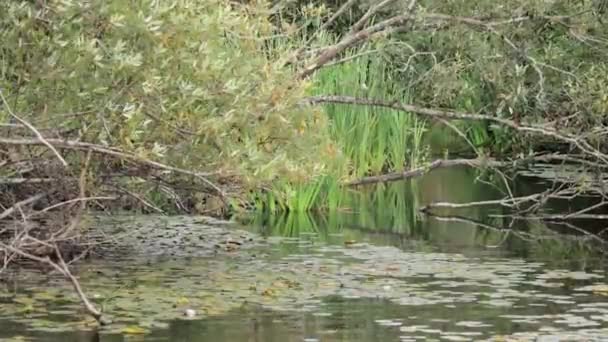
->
0, 137, 226, 200
420, 191, 557, 211
0, 193, 46, 220
0, 90, 67, 166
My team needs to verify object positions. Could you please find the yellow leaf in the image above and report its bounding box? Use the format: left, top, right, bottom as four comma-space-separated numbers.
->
261, 288, 276, 297
176, 297, 190, 305
122, 326, 148, 335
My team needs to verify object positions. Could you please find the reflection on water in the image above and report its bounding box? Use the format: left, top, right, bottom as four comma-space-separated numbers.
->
1, 166, 608, 341
248, 166, 603, 264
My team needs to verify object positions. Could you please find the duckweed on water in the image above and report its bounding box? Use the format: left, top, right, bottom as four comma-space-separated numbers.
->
1, 216, 608, 340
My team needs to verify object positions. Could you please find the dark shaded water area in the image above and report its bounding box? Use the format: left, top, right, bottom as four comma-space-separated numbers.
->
2, 166, 608, 341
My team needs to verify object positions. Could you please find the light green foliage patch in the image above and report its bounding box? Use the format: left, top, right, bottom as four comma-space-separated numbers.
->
0, 0, 336, 189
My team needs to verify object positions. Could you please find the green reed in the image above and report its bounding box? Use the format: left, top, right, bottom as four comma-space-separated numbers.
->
312, 48, 428, 177
255, 36, 430, 213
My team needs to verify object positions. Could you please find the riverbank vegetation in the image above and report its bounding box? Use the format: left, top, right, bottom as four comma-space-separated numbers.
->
2, 0, 608, 324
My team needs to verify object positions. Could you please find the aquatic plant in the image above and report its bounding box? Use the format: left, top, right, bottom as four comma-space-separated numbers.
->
311, 45, 428, 177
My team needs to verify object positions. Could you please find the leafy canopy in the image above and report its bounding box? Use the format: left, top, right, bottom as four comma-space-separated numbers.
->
0, 0, 338, 187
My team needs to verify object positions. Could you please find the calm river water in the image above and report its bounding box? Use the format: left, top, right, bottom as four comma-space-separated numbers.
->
1, 166, 608, 341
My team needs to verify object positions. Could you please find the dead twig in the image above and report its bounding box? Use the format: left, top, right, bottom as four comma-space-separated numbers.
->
346, 158, 506, 186
0, 137, 226, 201
0, 193, 46, 220
0, 90, 67, 167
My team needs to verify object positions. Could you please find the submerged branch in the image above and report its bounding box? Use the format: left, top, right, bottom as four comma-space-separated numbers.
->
0, 240, 110, 325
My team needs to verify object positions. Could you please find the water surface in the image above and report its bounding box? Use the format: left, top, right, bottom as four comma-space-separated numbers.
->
1, 166, 607, 341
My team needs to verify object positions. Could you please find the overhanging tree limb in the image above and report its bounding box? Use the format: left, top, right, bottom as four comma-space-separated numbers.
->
303, 95, 608, 164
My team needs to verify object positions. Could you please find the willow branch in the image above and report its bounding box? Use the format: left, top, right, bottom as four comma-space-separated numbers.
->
0, 90, 67, 166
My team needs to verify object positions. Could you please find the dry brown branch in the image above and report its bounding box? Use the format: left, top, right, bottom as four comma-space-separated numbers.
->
0, 239, 110, 324
113, 185, 164, 214
349, 0, 399, 34
299, 10, 553, 78
0, 90, 67, 167
0, 193, 46, 220
299, 15, 413, 78
36, 197, 117, 215
0, 137, 226, 200
318, 0, 359, 34
303, 95, 608, 164
346, 158, 507, 186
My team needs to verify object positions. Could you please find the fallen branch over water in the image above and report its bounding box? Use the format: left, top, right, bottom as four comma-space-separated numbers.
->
0, 240, 111, 324
425, 212, 608, 247
347, 158, 506, 186
346, 153, 597, 186
419, 192, 553, 211
0, 150, 111, 325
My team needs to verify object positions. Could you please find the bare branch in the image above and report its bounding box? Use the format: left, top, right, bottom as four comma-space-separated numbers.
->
318, 0, 359, 34
0, 90, 68, 167
0, 239, 110, 324
0, 137, 226, 200
420, 191, 559, 211
347, 158, 507, 186
303, 95, 608, 164
349, 0, 399, 34
0, 193, 46, 220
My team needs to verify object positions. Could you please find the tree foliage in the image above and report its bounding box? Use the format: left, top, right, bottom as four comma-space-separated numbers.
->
0, 0, 336, 190
277, 0, 608, 152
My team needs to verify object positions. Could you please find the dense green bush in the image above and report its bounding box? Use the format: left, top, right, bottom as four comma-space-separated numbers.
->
0, 0, 337, 189
276, 0, 608, 154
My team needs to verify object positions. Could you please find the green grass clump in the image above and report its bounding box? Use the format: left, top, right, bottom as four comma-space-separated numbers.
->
312, 46, 428, 178
251, 42, 430, 213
